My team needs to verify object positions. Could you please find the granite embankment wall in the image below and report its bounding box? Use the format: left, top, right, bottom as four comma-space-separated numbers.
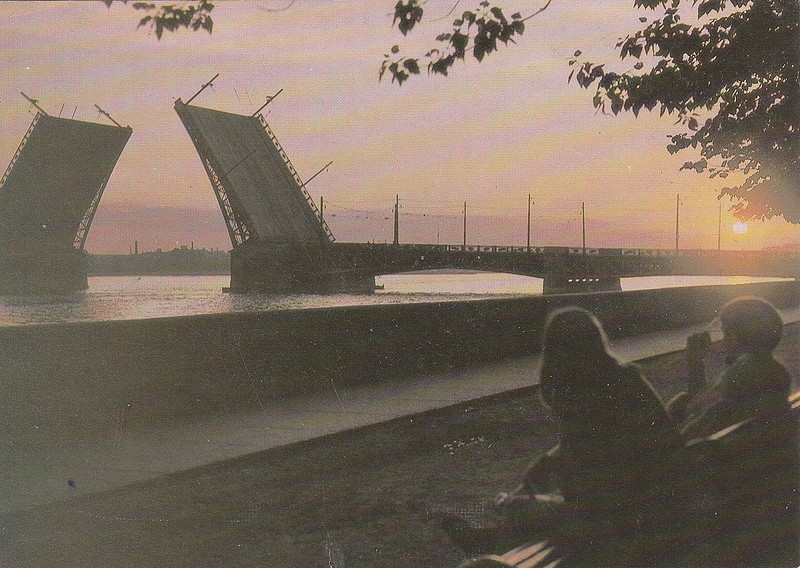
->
1, 280, 796, 446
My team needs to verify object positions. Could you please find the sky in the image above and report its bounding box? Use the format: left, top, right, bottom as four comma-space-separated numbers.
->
1, 0, 797, 254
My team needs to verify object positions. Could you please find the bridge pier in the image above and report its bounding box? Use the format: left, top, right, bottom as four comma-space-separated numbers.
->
230, 246, 376, 294
542, 275, 622, 295
0, 251, 88, 294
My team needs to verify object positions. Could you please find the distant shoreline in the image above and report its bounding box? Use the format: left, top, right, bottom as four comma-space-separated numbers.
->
86, 249, 230, 277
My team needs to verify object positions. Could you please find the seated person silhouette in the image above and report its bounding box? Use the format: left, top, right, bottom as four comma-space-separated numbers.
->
669, 296, 797, 567
672, 296, 792, 437
440, 307, 683, 564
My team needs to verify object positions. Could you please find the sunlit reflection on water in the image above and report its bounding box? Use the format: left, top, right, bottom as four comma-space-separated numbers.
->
621, 275, 790, 291
0, 272, 791, 327
376, 272, 543, 295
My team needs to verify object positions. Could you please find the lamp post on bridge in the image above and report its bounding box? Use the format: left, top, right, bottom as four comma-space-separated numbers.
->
527, 194, 533, 253
581, 201, 586, 253
675, 194, 681, 252
463, 201, 467, 250
393, 194, 399, 246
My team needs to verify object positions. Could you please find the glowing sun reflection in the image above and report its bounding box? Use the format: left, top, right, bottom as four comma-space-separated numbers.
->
733, 221, 748, 234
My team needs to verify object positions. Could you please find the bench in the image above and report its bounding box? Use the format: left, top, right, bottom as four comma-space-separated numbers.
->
457, 391, 800, 568
458, 540, 562, 568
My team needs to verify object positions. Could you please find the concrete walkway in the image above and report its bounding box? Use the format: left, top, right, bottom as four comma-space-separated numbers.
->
4, 307, 799, 516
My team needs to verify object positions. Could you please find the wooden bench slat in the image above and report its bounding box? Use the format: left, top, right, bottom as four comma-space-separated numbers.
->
517, 545, 559, 568
502, 541, 549, 564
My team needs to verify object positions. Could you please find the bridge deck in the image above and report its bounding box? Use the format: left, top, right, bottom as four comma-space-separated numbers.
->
228, 241, 797, 293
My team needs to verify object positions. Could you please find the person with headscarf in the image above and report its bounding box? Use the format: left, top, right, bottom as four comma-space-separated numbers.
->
515, 308, 683, 552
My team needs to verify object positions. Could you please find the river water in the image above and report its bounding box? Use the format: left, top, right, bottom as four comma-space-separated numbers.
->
0, 273, 790, 327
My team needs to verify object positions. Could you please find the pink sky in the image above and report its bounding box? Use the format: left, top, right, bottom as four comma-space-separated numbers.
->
1, 1, 796, 253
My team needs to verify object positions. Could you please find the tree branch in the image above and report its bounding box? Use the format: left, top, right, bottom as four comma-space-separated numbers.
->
430, 0, 463, 22
257, 0, 297, 13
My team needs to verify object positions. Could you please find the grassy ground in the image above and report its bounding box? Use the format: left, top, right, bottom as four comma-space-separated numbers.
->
2, 323, 797, 568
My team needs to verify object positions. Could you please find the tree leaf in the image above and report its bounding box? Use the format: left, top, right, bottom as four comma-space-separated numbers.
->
451, 31, 468, 58
697, 0, 722, 18
394, 0, 423, 35
403, 58, 420, 74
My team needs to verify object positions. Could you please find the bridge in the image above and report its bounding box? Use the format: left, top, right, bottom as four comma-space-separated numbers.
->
235, 241, 799, 294
0, 105, 131, 293
175, 97, 798, 294
1, 94, 792, 296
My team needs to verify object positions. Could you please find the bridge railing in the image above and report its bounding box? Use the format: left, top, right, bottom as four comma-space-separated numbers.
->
337, 242, 790, 260
257, 114, 336, 243
0, 111, 41, 190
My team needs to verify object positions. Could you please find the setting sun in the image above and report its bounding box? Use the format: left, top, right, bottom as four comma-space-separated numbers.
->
733, 221, 748, 234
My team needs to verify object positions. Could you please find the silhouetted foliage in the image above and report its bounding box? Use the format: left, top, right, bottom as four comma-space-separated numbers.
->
102, 0, 214, 39
381, 1, 536, 84
566, 0, 799, 222
386, 0, 798, 222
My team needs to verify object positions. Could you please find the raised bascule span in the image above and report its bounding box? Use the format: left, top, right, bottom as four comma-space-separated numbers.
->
0, 108, 132, 293
175, 97, 376, 293
176, 93, 798, 295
